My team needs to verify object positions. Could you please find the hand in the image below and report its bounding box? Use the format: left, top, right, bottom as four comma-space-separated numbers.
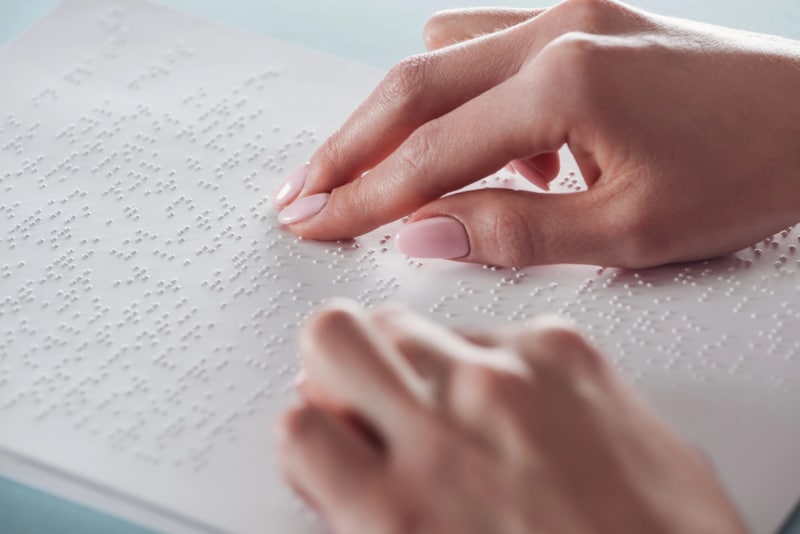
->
275, 300, 747, 534
273, 0, 800, 268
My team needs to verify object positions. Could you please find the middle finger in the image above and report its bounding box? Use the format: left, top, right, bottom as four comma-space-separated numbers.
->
290, 24, 533, 206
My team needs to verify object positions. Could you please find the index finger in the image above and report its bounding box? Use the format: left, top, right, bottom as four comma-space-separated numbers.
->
299, 299, 428, 440
278, 25, 530, 208
283, 62, 570, 240
276, 1, 644, 238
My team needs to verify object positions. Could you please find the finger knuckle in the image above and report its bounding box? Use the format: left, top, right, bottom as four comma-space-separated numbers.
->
395, 124, 437, 176
382, 54, 429, 110
553, 0, 652, 49
327, 177, 383, 230
423, 10, 457, 49
549, 31, 605, 68
531, 31, 607, 105
561, 0, 620, 29
476, 200, 538, 267
314, 131, 345, 173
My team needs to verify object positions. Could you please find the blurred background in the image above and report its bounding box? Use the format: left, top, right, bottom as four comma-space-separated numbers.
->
1, 0, 799, 69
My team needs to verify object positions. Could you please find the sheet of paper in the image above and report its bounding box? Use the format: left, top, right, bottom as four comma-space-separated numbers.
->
0, 1, 799, 532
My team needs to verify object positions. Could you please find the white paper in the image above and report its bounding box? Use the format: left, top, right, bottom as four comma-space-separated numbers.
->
0, 1, 799, 533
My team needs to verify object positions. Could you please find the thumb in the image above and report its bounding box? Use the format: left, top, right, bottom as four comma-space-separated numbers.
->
394, 187, 625, 268
424, 8, 544, 50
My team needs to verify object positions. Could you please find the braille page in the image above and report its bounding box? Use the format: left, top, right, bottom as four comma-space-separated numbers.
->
1, 1, 799, 533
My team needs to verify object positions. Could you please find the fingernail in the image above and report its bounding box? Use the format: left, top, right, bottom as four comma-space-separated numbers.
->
272, 163, 308, 208
395, 217, 469, 259
278, 192, 329, 225
504, 162, 518, 175
510, 159, 549, 191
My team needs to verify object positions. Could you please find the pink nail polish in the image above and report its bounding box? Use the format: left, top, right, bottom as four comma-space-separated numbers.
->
395, 217, 469, 259
510, 159, 549, 191
278, 192, 329, 225
272, 163, 308, 208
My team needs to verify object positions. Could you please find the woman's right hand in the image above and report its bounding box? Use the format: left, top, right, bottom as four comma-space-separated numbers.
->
276, 300, 748, 534
275, 0, 800, 268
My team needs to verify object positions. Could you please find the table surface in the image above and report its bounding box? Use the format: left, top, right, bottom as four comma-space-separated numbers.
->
1, 0, 799, 532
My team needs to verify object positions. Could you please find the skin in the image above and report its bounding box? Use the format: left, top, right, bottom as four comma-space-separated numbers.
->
273, 2, 800, 532
276, 300, 748, 534
279, 0, 800, 268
